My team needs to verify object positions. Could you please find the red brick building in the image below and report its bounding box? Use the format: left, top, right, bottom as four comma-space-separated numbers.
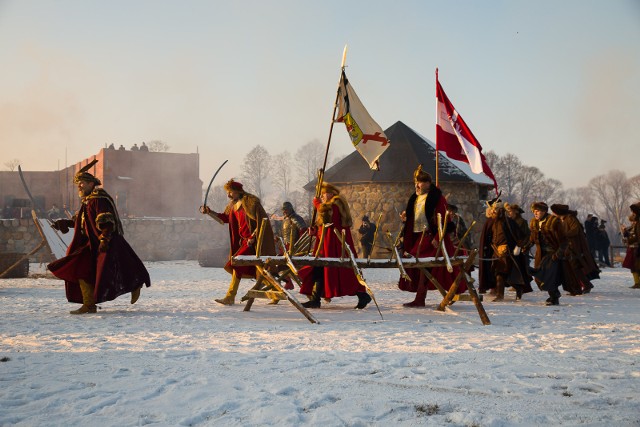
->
1, 148, 202, 218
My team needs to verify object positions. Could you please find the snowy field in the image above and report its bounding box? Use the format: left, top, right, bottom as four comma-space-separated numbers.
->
1, 261, 639, 426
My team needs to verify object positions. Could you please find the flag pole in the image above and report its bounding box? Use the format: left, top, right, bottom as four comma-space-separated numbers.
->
435, 68, 439, 188
312, 45, 348, 222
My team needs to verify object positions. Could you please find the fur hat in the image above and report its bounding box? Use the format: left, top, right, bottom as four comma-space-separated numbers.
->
550, 204, 570, 216
224, 179, 244, 192
282, 201, 293, 211
320, 182, 340, 195
531, 201, 548, 212
630, 202, 640, 216
362, 215, 370, 221
447, 204, 459, 213
74, 159, 101, 185
413, 164, 432, 183
504, 203, 524, 214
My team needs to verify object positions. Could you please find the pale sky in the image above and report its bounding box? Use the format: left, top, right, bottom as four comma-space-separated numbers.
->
1, 0, 638, 189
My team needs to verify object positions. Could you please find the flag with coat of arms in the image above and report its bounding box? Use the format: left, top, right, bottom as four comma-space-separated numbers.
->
335, 70, 390, 170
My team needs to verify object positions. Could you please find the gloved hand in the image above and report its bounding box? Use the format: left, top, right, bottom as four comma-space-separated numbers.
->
52, 219, 73, 234
199, 205, 212, 215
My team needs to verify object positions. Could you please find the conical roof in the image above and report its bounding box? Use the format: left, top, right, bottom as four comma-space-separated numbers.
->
307, 121, 494, 188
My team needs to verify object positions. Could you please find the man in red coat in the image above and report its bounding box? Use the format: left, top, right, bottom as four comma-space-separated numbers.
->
200, 179, 275, 305
398, 165, 466, 307
48, 161, 150, 314
298, 182, 371, 309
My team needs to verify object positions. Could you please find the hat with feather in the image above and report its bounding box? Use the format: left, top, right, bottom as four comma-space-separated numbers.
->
74, 159, 101, 185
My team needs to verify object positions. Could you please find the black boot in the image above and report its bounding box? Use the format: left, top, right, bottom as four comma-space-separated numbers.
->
354, 292, 372, 309
302, 281, 322, 308
545, 289, 560, 306
515, 285, 523, 301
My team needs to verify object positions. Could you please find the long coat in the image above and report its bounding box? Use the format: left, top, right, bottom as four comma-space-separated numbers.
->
211, 193, 275, 278
529, 214, 565, 293
562, 214, 600, 285
398, 185, 467, 294
622, 221, 640, 272
298, 195, 365, 299
48, 189, 150, 304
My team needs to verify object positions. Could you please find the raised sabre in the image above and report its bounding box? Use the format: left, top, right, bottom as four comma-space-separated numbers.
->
203, 159, 229, 207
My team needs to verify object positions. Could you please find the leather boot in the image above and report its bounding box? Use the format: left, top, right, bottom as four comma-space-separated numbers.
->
403, 281, 427, 307
131, 287, 141, 304
70, 280, 97, 314
492, 276, 505, 301
545, 289, 560, 305
302, 280, 323, 308
354, 292, 372, 309
514, 285, 523, 301
216, 272, 240, 305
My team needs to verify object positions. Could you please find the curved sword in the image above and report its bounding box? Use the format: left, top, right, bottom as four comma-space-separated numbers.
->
203, 159, 229, 207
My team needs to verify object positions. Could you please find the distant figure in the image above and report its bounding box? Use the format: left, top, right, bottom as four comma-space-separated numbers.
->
357, 215, 377, 258
584, 214, 599, 259
131, 143, 139, 151
118, 145, 126, 151
47, 204, 63, 220
140, 142, 149, 152
107, 143, 115, 150
597, 222, 611, 267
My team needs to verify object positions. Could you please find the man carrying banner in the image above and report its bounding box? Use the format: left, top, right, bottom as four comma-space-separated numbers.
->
48, 160, 150, 314
298, 182, 371, 310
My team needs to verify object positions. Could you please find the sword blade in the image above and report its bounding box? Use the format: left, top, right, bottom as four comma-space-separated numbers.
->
203, 159, 229, 207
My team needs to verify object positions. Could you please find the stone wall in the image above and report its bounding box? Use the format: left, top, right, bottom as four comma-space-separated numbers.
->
0, 218, 230, 264
335, 181, 488, 256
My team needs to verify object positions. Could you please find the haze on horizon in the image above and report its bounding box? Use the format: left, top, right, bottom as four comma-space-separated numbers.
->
0, 0, 639, 190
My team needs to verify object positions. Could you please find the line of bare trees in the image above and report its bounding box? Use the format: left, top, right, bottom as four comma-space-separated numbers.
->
206, 140, 345, 219
485, 150, 640, 245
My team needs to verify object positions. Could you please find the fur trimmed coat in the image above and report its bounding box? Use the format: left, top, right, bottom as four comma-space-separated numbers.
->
212, 193, 275, 278
48, 188, 150, 304
298, 195, 365, 299
397, 185, 467, 294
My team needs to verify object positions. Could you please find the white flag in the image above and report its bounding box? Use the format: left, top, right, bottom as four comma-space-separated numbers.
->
335, 71, 390, 170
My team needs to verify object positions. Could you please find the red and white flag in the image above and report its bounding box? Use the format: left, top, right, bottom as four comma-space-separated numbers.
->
335, 70, 390, 170
436, 71, 498, 191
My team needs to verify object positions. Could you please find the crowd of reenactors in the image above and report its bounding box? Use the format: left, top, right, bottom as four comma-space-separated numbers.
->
43, 159, 640, 315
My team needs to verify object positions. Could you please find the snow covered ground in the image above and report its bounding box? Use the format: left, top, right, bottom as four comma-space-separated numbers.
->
1, 261, 639, 426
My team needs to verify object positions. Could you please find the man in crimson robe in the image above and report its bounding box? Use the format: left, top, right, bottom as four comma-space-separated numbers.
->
298, 182, 371, 309
48, 160, 150, 314
200, 179, 275, 305
398, 165, 466, 307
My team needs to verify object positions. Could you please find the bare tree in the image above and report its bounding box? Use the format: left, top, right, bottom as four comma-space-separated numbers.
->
564, 187, 595, 220
4, 159, 20, 171
496, 153, 523, 203
517, 166, 544, 207
272, 151, 293, 201
147, 140, 170, 152
629, 174, 640, 201
589, 170, 632, 231
295, 139, 327, 188
240, 145, 271, 201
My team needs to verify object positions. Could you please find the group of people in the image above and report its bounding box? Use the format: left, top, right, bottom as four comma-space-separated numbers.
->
480, 201, 602, 306
107, 142, 149, 151
45, 160, 640, 316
